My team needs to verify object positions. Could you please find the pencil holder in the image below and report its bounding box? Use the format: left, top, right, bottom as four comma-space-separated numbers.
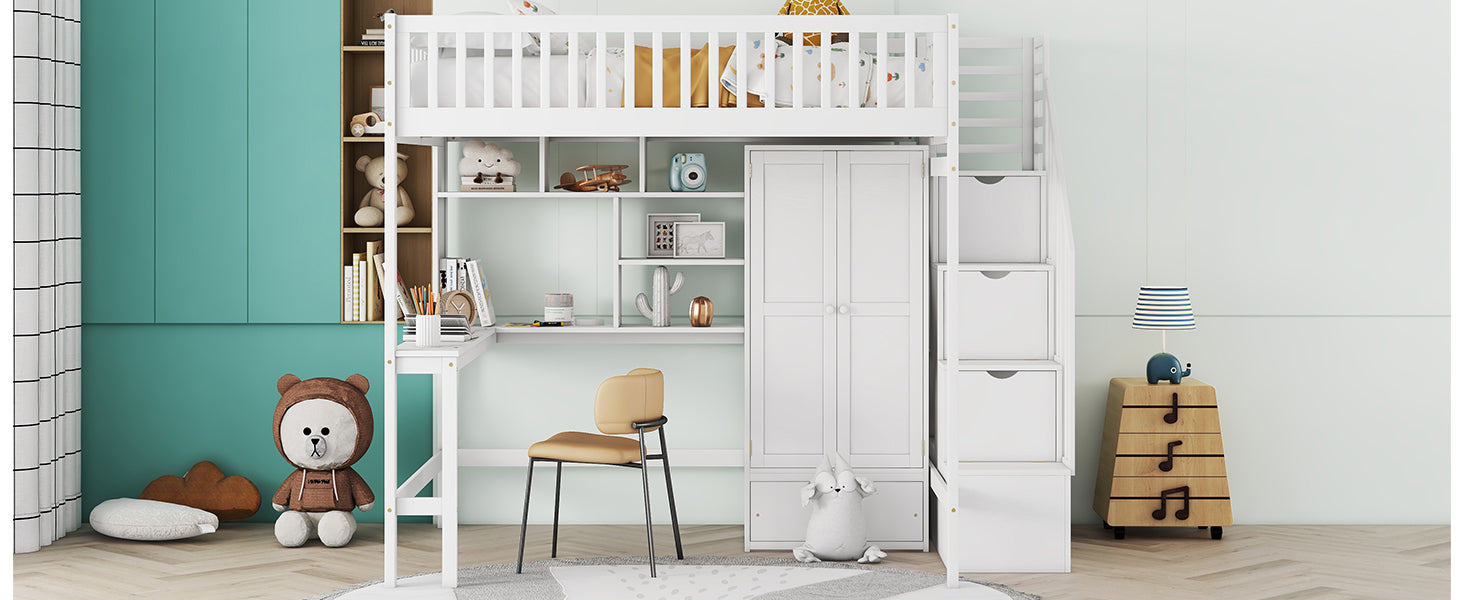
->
414, 314, 441, 347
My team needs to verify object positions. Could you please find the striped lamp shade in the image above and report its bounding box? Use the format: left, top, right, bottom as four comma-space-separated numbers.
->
1132, 286, 1196, 330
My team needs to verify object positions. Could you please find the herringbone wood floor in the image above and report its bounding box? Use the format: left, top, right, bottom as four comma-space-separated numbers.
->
13, 524, 1449, 599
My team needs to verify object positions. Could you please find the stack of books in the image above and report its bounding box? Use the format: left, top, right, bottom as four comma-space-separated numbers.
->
343, 241, 413, 322
438, 257, 497, 327
360, 28, 385, 46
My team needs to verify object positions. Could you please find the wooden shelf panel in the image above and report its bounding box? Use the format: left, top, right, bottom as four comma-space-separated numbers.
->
342, 227, 432, 234
343, 45, 384, 52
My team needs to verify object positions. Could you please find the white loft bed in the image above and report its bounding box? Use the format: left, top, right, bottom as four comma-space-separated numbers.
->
375, 12, 1073, 593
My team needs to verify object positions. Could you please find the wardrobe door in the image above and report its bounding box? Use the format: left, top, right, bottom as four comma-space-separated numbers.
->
837, 150, 926, 468
749, 151, 837, 468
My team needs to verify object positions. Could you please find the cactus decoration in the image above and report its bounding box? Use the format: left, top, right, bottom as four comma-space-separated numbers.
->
635, 266, 685, 327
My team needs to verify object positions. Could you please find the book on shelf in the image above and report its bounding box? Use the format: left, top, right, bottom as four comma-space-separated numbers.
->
342, 265, 354, 322
353, 253, 366, 322
465, 259, 496, 327
364, 242, 379, 322
438, 258, 461, 292
358, 39, 385, 46
460, 175, 515, 192
374, 252, 412, 317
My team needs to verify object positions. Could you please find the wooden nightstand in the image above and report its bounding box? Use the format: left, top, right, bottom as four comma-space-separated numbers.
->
1093, 377, 1233, 540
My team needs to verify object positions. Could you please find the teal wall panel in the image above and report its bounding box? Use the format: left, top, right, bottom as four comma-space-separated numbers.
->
246, 0, 341, 323
153, 1, 249, 323
80, 0, 155, 323
81, 324, 433, 523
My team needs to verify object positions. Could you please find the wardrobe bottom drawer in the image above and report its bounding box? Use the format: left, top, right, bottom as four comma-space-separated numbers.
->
748, 478, 926, 547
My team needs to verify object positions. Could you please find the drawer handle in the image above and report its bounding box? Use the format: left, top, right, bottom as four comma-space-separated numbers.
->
974, 175, 1005, 185
979, 271, 1010, 279
1158, 440, 1182, 472
987, 370, 1016, 379
1153, 486, 1190, 521
1163, 392, 1180, 424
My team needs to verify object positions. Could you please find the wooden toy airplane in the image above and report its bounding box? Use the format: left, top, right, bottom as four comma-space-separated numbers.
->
554, 164, 632, 192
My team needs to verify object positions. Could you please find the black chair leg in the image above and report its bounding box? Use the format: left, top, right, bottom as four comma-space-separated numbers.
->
638, 430, 657, 578
516, 458, 536, 574
551, 462, 563, 558
658, 427, 684, 560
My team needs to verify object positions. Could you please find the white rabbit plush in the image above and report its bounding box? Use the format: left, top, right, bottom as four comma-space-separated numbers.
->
793, 454, 887, 564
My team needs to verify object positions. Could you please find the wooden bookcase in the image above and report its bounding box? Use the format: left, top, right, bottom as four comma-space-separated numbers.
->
340, 0, 433, 323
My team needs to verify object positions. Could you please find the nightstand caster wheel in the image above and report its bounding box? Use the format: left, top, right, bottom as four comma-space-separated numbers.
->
1210, 526, 1223, 540
1113, 526, 1126, 540
1102, 521, 1112, 530
1198, 526, 1208, 529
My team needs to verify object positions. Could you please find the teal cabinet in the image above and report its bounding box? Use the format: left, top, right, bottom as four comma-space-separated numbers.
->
247, 0, 341, 323
80, 0, 156, 323
154, 0, 249, 323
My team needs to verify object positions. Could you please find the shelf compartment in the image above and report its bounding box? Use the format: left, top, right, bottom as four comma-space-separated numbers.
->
342, 227, 432, 234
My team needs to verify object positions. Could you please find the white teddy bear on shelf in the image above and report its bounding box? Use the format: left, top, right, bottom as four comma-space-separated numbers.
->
457, 140, 522, 182
353, 152, 414, 227
793, 454, 887, 564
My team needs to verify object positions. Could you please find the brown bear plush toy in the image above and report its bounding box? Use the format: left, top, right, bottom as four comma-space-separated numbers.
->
271, 374, 375, 547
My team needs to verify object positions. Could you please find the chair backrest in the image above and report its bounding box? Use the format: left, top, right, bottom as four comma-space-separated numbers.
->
594, 368, 664, 434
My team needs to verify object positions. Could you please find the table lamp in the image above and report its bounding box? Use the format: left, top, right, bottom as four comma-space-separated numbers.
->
1133, 286, 1195, 384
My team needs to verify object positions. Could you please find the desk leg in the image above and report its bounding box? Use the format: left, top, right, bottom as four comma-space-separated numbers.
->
432, 376, 442, 529
441, 362, 459, 588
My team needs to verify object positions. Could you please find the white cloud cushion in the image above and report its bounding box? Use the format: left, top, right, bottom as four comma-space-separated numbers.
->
89, 498, 219, 541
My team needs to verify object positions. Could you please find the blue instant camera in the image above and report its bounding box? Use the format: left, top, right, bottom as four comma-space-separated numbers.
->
669, 152, 707, 192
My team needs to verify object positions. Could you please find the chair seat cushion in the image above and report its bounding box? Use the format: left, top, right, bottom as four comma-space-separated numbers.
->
528, 431, 643, 464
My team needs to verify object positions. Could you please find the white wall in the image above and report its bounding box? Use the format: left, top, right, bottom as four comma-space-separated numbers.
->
435, 0, 1450, 525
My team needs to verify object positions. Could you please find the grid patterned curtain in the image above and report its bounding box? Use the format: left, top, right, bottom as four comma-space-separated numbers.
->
14, 0, 81, 553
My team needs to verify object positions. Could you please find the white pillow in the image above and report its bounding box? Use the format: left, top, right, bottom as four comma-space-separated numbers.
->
89, 498, 219, 541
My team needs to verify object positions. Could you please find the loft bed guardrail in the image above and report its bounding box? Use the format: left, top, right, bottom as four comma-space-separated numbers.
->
381, 13, 1043, 164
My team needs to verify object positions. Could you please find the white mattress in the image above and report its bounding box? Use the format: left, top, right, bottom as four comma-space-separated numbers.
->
409, 54, 591, 108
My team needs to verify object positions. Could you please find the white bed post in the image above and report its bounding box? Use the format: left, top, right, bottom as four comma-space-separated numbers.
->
382, 11, 400, 589
941, 14, 961, 590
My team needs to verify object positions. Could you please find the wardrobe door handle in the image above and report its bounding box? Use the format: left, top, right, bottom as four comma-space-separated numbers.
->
825, 305, 835, 315
838, 305, 850, 314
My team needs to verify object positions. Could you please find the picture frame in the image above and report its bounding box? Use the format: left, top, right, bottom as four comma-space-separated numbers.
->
646, 213, 700, 257
673, 221, 726, 258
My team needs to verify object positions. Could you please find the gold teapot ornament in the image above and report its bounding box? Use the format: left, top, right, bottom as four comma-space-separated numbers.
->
689, 296, 714, 327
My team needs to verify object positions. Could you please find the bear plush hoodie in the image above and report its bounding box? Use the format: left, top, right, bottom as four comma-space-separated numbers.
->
271, 375, 375, 513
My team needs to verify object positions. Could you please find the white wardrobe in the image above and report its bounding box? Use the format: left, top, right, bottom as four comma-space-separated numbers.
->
744, 147, 928, 551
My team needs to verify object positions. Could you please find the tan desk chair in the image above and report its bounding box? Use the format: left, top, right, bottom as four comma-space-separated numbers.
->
515, 368, 684, 577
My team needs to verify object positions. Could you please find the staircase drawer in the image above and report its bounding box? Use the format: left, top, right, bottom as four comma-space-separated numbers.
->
1110, 477, 1230, 498
950, 370, 1058, 462
935, 176, 1044, 263
1118, 407, 1221, 433
935, 268, 1050, 360
1106, 498, 1233, 527
1113, 456, 1227, 477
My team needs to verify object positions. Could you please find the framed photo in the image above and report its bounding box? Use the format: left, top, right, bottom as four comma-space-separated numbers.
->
647, 213, 700, 257
673, 221, 726, 258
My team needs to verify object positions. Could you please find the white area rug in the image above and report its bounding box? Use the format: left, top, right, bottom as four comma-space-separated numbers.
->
314, 556, 1037, 600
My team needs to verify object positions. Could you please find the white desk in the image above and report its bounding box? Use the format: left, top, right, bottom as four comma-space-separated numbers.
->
385, 331, 494, 589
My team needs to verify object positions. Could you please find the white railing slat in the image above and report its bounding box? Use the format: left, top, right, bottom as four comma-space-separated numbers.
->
959, 91, 1021, 102
960, 65, 1020, 75
876, 32, 888, 109
904, 31, 915, 108
820, 33, 831, 108
511, 32, 523, 108
568, 30, 579, 108
708, 31, 719, 109
624, 30, 636, 108
958, 118, 1021, 127
428, 32, 439, 108
960, 37, 1025, 49
763, 31, 775, 110
847, 32, 860, 108
680, 31, 691, 108
484, 31, 494, 108
652, 33, 663, 108
596, 31, 607, 108
737, 31, 747, 110
540, 30, 551, 107
791, 31, 803, 109
454, 32, 466, 109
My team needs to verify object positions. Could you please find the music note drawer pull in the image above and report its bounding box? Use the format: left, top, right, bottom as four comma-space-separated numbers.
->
1152, 486, 1191, 521
1157, 440, 1182, 472
1163, 392, 1180, 424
